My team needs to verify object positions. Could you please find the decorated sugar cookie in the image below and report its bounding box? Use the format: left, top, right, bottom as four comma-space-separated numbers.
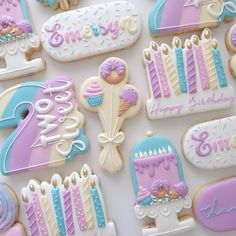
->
143, 29, 234, 120
36, 0, 79, 11
130, 132, 195, 236
183, 115, 236, 169
226, 24, 236, 78
194, 177, 236, 232
0, 183, 26, 235
41, 1, 141, 62
21, 164, 117, 236
80, 58, 142, 174
149, 0, 236, 37
0, 77, 89, 175
0, 0, 45, 80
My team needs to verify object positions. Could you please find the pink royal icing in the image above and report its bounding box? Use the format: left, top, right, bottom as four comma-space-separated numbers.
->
84, 81, 103, 98
4, 223, 26, 236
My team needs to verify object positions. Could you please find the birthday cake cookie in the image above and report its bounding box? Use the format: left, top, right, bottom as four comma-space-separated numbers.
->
130, 132, 195, 236
0, 77, 89, 175
21, 164, 117, 236
0, 0, 45, 80
143, 28, 234, 119
149, 0, 236, 37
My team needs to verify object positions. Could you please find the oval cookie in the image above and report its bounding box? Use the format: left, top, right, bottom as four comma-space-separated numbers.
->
41, 1, 141, 62
194, 177, 236, 232
183, 116, 236, 169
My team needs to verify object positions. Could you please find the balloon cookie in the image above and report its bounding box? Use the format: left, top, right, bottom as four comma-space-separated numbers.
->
149, 0, 236, 37
143, 28, 234, 120
0, 0, 45, 80
130, 132, 195, 236
183, 115, 236, 169
36, 0, 79, 11
21, 164, 117, 236
194, 177, 236, 232
226, 23, 236, 78
0, 183, 26, 235
41, 1, 141, 62
0, 77, 89, 175
80, 57, 142, 174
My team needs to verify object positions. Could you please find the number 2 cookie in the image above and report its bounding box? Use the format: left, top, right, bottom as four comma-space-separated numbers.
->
130, 132, 195, 236
183, 115, 236, 169
80, 57, 142, 174
21, 164, 117, 236
0, 77, 89, 175
149, 0, 236, 37
41, 1, 141, 62
0, 0, 45, 80
143, 28, 234, 119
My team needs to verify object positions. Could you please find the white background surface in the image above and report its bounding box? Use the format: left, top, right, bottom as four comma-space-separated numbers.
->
0, 0, 236, 236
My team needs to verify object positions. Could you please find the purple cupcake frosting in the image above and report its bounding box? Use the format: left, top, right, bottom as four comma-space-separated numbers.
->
16, 20, 33, 33
174, 181, 188, 198
100, 58, 126, 79
119, 88, 138, 105
0, 16, 15, 31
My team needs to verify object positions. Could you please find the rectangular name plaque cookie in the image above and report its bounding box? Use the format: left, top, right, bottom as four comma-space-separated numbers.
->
41, 1, 141, 62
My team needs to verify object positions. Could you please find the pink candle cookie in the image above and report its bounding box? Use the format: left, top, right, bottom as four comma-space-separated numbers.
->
194, 177, 236, 232
149, 0, 236, 37
0, 0, 45, 80
144, 29, 234, 120
80, 58, 142, 174
21, 164, 117, 236
130, 132, 195, 236
0, 77, 89, 175
41, 1, 141, 62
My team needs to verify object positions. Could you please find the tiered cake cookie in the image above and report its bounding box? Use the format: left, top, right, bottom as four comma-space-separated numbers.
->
21, 164, 117, 236
149, 0, 236, 36
143, 29, 234, 119
130, 132, 195, 236
0, 0, 45, 80
0, 77, 89, 175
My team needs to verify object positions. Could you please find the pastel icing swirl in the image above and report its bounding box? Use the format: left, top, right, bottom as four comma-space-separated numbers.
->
0, 184, 17, 232
137, 186, 151, 202
230, 25, 236, 47
119, 88, 138, 105
84, 80, 103, 97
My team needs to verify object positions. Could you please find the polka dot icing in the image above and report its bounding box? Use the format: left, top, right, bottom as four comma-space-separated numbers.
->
0, 184, 18, 232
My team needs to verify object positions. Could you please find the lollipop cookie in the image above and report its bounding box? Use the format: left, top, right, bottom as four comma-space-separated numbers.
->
0, 0, 45, 80
80, 58, 142, 174
0, 183, 26, 235
130, 132, 195, 236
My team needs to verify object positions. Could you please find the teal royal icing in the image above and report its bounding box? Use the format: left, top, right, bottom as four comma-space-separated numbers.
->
36, 0, 58, 8
130, 135, 185, 195
148, 0, 165, 35
175, 47, 187, 93
219, 0, 236, 22
20, 0, 30, 22
52, 187, 66, 236
91, 187, 106, 228
212, 48, 228, 88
